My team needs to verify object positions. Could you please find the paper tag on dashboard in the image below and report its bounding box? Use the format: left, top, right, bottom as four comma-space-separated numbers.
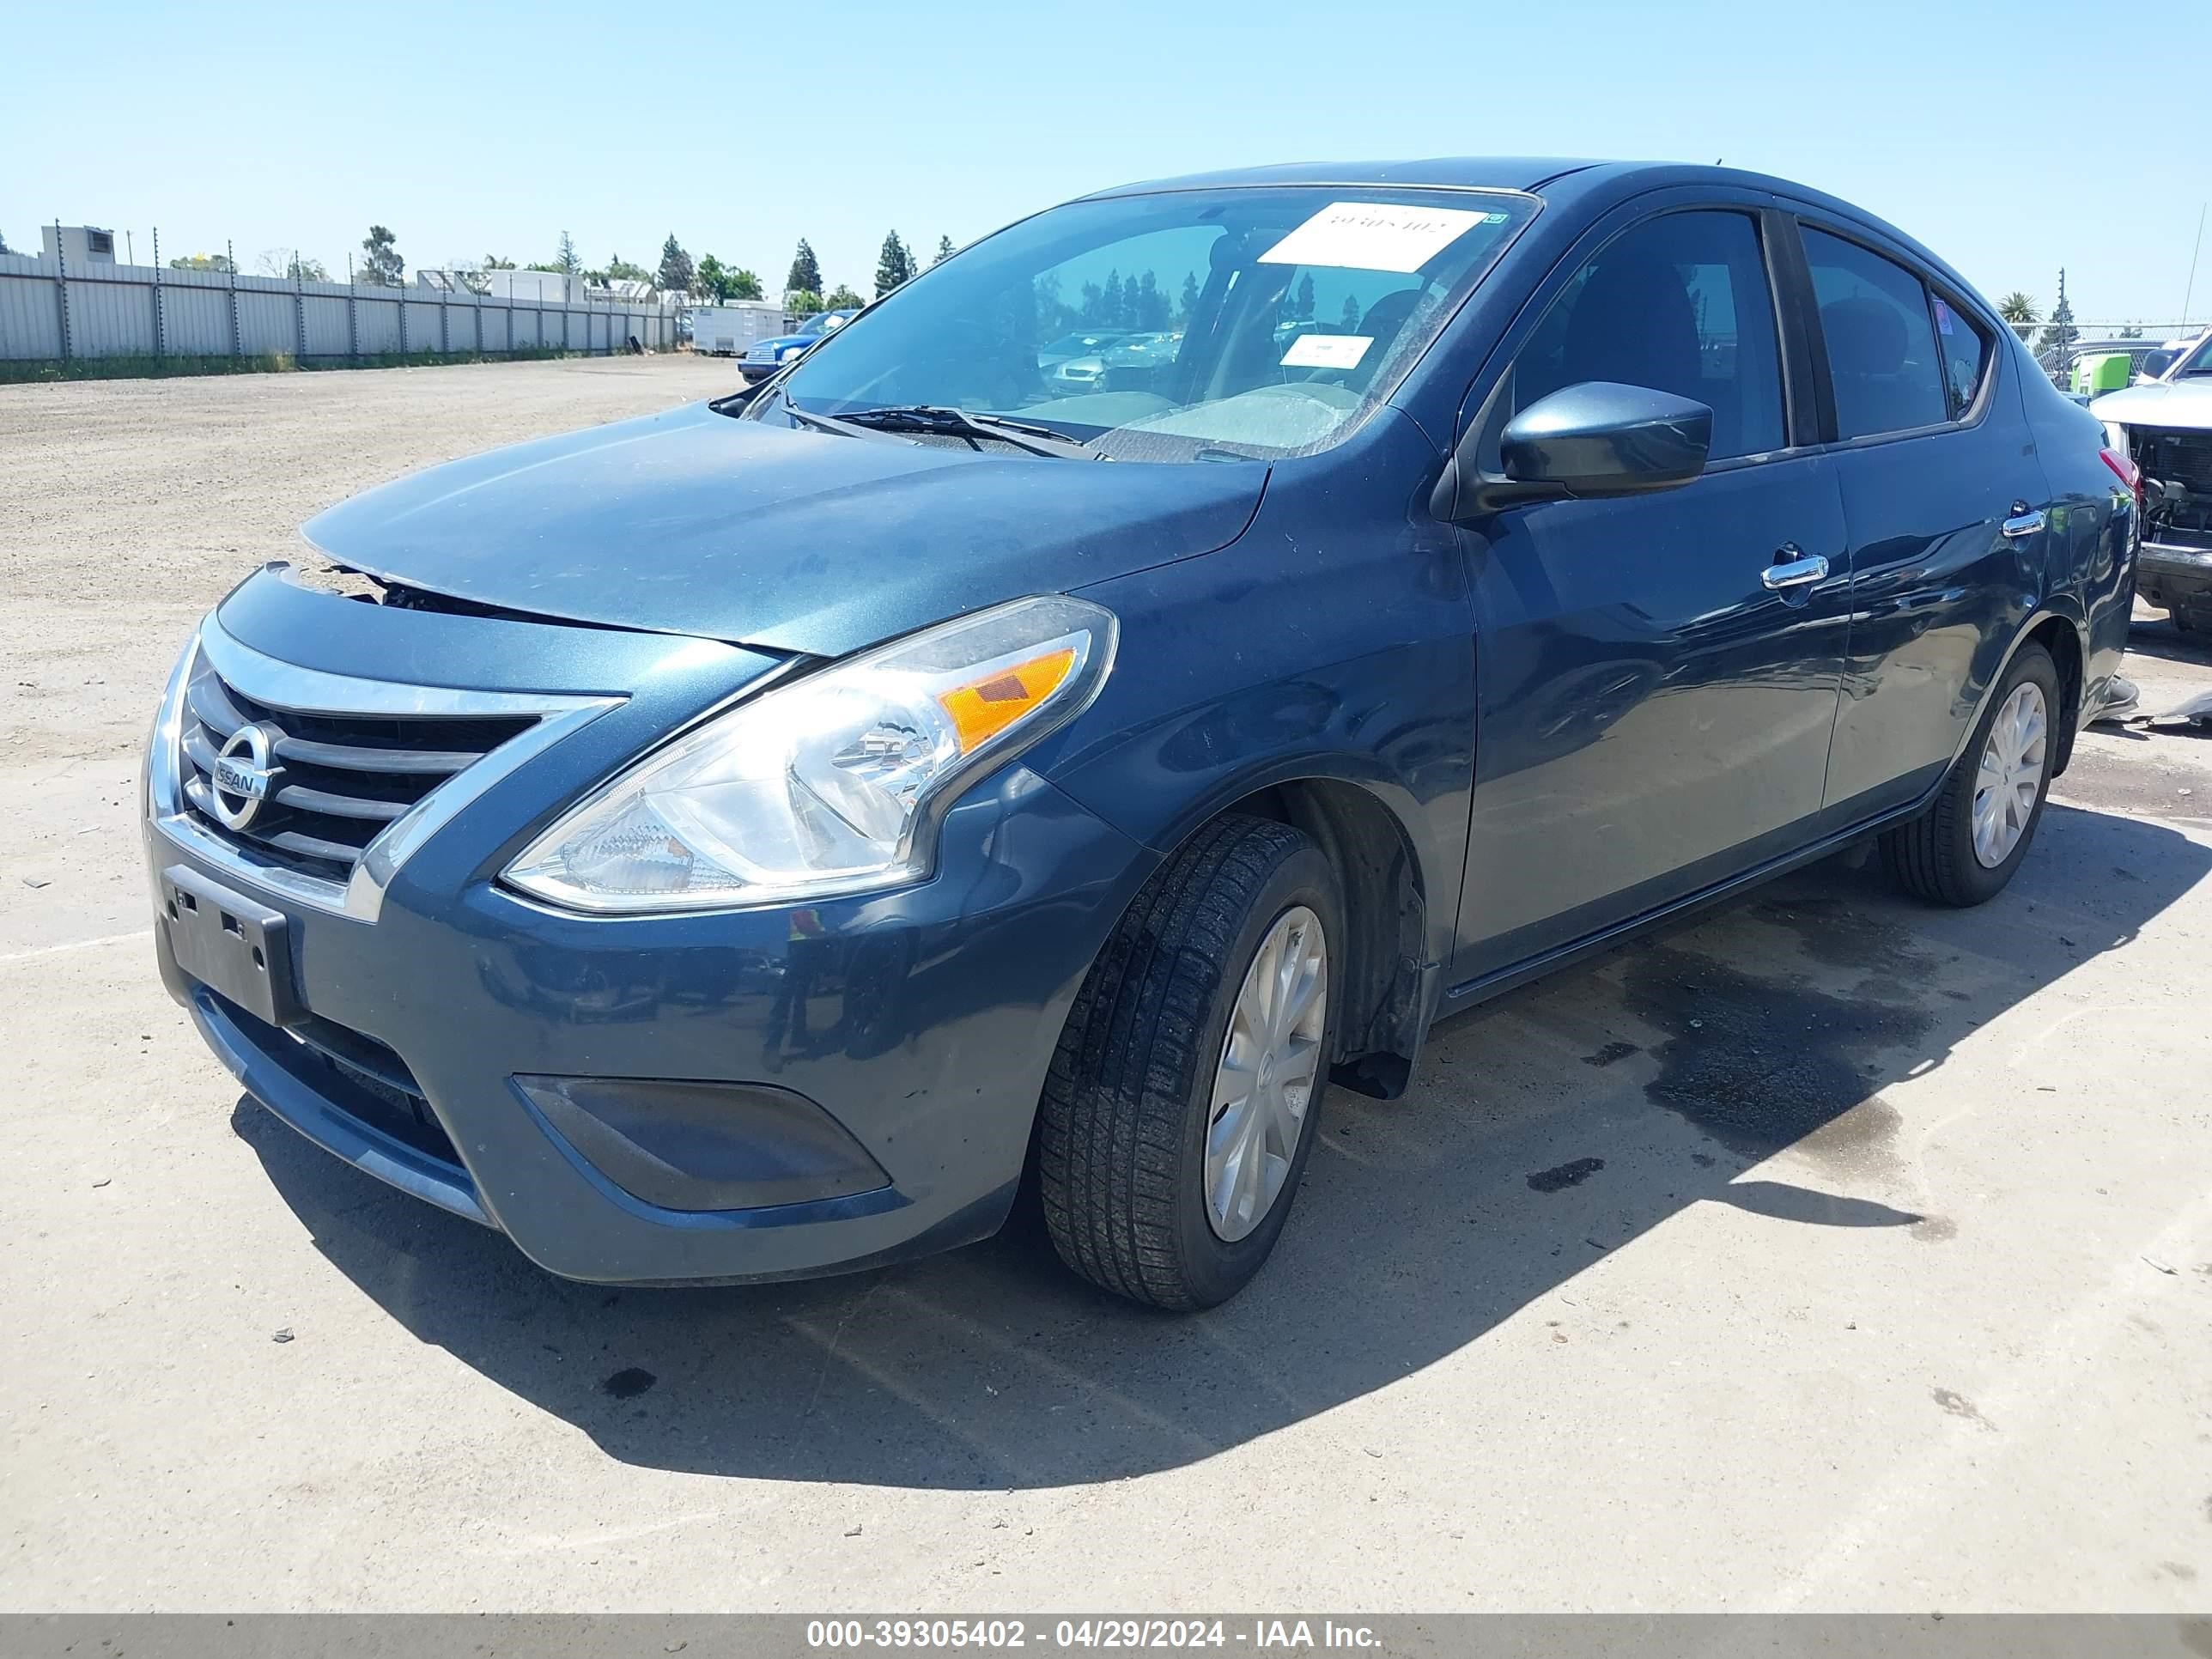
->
1259, 203, 1487, 273
1281, 333, 1372, 369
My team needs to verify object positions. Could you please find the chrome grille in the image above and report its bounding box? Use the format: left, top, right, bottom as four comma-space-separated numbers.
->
179, 661, 536, 878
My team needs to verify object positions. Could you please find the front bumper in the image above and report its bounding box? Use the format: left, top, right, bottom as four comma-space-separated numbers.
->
148, 574, 1152, 1285
2138, 539, 2212, 615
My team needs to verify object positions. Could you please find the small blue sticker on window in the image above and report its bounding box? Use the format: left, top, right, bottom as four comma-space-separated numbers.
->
1934, 298, 1955, 336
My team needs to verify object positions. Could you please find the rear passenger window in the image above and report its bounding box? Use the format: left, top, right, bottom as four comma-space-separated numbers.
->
1510, 210, 1785, 461
1929, 295, 1990, 419
1801, 228, 1948, 438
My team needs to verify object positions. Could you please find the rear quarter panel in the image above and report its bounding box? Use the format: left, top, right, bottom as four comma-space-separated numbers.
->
2025, 349, 2135, 709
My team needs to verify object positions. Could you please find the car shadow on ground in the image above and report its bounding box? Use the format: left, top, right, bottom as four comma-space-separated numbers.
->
236, 802, 2210, 1490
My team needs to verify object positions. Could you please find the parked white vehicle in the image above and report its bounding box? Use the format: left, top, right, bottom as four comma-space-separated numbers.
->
2094, 333, 2212, 630
690, 302, 784, 358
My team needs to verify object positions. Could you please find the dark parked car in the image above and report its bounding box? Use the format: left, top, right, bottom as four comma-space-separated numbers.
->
146, 159, 2136, 1309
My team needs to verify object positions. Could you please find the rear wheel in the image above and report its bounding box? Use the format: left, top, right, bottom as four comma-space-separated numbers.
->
1038, 816, 1340, 1310
1881, 641, 2060, 907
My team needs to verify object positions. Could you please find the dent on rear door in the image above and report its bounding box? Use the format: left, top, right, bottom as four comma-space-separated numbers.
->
1820, 415, 2046, 823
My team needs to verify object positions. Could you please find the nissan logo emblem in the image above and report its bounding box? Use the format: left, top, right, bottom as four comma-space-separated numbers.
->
210, 723, 284, 831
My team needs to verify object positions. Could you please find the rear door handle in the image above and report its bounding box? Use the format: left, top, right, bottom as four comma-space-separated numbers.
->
1761, 551, 1830, 590
2002, 508, 2046, 538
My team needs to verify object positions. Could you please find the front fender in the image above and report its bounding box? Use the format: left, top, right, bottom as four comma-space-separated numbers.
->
1047, 423, 1477, 976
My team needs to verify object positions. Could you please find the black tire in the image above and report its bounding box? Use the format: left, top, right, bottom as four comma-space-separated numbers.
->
1880, 641, 2061, 907
1037, 815, 1342, 1310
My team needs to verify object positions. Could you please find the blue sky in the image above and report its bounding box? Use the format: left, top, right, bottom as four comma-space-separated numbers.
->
5, 0, 2207, 325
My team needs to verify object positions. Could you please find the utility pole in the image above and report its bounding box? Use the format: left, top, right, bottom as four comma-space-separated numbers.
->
2184, 203, 2207, 330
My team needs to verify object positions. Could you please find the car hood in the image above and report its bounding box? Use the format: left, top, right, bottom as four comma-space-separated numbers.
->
2091, 380, 2212, 429
749, 335, 805, 355
301, 401, 1267, 658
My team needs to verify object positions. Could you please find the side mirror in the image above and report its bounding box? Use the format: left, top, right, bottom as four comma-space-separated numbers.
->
1501, 381, 1712, 498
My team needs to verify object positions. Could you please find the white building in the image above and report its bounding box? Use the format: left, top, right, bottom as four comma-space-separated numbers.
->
40, 225, 118, 268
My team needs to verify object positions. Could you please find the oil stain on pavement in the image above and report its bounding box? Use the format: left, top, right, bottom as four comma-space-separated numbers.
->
1620, 940, 1931, 1163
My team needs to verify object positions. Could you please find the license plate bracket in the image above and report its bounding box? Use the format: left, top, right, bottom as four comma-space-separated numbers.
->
161, 864, 301, 1027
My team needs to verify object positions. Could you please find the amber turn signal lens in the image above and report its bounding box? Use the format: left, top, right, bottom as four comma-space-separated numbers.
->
937, 647, 1078, 753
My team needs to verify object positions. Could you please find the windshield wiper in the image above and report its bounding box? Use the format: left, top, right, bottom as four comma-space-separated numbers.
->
831, 404, 1101, 459
780, 401, 916, 444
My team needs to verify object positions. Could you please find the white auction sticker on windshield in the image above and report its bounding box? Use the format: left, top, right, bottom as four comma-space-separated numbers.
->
1259, 202, 1488, 273
1281, 333, 1371, 369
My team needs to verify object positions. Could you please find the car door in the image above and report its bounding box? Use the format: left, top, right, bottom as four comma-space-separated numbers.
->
1786, 219, 2052, 822
1450, 203, 1853, 988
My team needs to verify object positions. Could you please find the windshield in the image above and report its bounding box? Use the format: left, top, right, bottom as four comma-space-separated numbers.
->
758, 186, 1536, 461
2172, 335, 2212, 379
795, 312, 843, 339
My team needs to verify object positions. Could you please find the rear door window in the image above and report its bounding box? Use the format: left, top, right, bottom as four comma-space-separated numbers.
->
1929, 295, 1990, 419
1801, 228, 1948, 438
1510, 210, 1785, 462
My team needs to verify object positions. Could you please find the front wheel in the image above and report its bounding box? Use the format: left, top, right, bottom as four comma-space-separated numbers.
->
1037, 816, 1341, 1310
1881, 640, 2060, 906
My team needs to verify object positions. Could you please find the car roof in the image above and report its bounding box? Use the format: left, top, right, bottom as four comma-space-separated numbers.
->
1079, 158, 1990, 314
1082, 157, 1603, 197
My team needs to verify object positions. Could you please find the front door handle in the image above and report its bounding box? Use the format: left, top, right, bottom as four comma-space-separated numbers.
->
1762, 551, 1831, 590
2002, 508, 2046, 538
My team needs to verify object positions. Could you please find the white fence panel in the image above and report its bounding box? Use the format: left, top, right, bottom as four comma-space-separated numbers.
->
0, 248, 677, 364
303, 294, 350, 356
165, 286, 232, 355
0, 270, 64, 358
239, 291, 294, 356
356, 294, 401, 355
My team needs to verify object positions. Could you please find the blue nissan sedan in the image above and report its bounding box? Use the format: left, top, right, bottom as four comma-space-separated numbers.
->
147, 159, 2137, 1308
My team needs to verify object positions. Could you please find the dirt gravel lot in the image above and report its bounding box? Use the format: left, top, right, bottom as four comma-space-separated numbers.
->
3, 359, 2211, 1613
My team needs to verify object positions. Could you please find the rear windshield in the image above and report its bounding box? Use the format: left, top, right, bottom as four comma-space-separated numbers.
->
757, 185, 1537, 462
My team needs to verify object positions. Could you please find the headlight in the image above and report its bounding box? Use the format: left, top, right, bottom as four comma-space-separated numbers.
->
503, 595, 1116, 914
779, 343, 805, 361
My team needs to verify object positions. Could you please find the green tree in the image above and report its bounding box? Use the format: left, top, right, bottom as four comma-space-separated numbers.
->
258, 249, 329, 283
788, 290, 824, 318
875, 229, 915, 298
0, 229, 10, 255
1996, 291, 2039, 343
482, 254, 516, 270
696, 256, 765, 303
934, 234, 955, 266
824, 283, 866, 310
787, 238, 822, 296
169, 252, 234, 273
1339, 293, 1361, 331
359, 224, 404, 287
657, 234, 695, 296
1178, 271, 1200, 323
554, 230, 580, 276
1135, 270, 1168, 330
